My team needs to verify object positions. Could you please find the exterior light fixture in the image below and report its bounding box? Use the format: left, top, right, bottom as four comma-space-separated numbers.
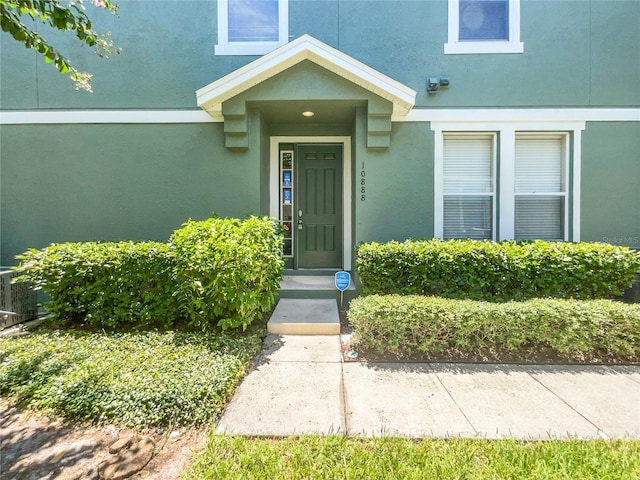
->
302, 111, 315, 117
427, 76, 450, 94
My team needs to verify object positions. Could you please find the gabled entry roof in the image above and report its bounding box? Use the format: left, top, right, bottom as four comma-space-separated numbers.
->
196, 34, 416, 122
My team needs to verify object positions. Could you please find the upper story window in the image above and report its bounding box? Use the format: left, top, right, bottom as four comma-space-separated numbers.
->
445, 0, 523, 54
216, 0, 289, 56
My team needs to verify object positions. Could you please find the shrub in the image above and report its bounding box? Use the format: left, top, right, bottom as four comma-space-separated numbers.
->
169, 216, 284, 330
356, 239, 640, 301
348, 295, 640, 361
16, 241, 181, 328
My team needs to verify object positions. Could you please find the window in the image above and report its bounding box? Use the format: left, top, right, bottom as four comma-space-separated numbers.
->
434, 125, 579, 242
443, 134, 495, 239
216, 0, 289, 55
445, 0, 523, 54
514, 134, 567, 240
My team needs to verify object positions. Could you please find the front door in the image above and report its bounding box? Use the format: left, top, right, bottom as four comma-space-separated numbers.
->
296, 144, 343, 268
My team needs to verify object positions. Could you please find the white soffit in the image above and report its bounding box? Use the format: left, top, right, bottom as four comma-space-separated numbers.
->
196, 34, 417, 121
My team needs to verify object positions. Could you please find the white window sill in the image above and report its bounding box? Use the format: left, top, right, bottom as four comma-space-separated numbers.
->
215, 42, 284, 56
444, 41, 524, 55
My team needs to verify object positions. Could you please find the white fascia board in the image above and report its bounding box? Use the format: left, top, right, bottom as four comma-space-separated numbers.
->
0, 110, 218, 124
4, 107, 638, 125
196, 34, 416, 120
407, 108, 640, 123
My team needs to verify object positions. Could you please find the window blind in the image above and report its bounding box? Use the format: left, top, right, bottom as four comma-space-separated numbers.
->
514, 135, 566, 240
443, 135, 494, 239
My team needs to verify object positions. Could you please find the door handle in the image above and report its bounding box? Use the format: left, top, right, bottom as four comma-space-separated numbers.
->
298, 219, 303, 230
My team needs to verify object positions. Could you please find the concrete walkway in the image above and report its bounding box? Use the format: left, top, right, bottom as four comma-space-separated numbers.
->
217, 335, 640, 439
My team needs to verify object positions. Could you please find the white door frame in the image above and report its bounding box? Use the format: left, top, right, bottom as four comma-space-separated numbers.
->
270, 136, 352, 270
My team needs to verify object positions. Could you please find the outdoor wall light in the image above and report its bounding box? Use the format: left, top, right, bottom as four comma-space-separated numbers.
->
302, 111, 315, 117
427, 76, 450, 94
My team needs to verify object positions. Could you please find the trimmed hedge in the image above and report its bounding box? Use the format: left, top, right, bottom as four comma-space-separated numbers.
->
357, 239, 640, 301
169, 215, 284, 330
16, 241, 180, 328
16, 216, 284, 330
348, 295, 640, 361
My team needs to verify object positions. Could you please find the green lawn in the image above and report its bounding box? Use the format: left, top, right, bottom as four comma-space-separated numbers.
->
184, 435, 640, 480
0, 327, 262, 428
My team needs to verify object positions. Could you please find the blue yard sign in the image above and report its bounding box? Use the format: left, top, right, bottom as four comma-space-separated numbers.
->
335, 271, 351, 292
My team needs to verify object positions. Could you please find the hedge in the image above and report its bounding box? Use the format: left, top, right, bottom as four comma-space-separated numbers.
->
357, 239, 640, 301
15, 216, 284, 330
169, 216, 285, 330
15, 241, 180, 329
348, 295, 640, 361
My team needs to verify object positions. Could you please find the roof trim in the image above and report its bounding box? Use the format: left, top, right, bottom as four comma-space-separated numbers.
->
196, 34, 417, 121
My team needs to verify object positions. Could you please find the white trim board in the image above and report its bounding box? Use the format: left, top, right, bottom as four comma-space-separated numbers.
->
1, 108, 638, 125
407, 108, 640, 123
0, 110, 217, 124
269, 136, 352, 271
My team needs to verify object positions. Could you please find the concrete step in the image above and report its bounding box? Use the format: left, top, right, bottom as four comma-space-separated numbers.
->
267, 299, 340, 335
278, 275, 355, 300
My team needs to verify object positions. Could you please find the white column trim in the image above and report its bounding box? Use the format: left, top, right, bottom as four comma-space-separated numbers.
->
433, 127, 444, 238
572, 130, 582, 242
269, 136, 352, 271
499, 128, 516, 240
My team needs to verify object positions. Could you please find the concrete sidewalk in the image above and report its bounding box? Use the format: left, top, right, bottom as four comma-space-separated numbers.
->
216, 335, 640, 439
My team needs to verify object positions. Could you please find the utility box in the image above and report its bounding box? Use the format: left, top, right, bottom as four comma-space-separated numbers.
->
624, 272, 640, 304
0, 269, 38, 329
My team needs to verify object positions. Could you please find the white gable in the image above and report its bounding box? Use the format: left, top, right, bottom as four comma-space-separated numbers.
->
196, 35, 416, 121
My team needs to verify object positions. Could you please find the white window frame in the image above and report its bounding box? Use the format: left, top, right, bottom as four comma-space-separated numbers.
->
514, 133, 570, 241
442, 133, 497, 240
215, 0, 289, 56
433, 122, 585, 241
444, 0, 524, 55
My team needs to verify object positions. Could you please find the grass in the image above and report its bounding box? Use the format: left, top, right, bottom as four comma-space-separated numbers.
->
0, 326, 262, 428
184, 435, 640, 480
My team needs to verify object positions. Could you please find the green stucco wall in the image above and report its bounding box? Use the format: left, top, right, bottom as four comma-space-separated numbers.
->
580, 122, 640, 248
353, 108, 434, 245
0, 122, 262, 265
2, 1, 638, 110
1, 0, 638, 266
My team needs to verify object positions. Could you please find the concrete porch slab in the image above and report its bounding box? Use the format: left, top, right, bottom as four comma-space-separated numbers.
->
267, 299, 340, 335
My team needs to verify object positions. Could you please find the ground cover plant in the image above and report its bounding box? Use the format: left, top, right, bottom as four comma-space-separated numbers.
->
0, 327, 262, 428
348, 295, 640, 362
184, 435, 640, 480
357, 239, 640, 301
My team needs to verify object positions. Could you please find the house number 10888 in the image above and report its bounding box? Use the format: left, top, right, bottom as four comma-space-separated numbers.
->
360, 162, 366, 202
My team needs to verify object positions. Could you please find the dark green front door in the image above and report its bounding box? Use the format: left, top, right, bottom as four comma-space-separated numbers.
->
296, 144, 343, 268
